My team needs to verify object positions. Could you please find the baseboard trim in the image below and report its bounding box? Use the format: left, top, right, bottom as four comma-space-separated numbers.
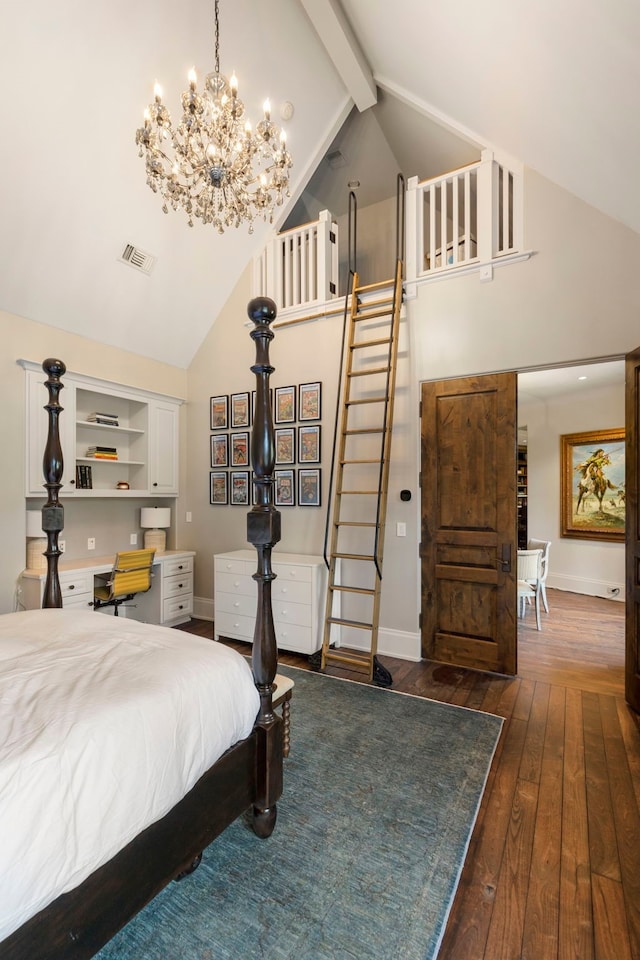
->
547, 574, 625, 602
346, 626, 421, 662
193, 597, 214, 621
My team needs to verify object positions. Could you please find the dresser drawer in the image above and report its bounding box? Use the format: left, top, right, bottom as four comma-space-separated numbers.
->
162, 556, 193, 578
272, 598, 312, 628
271, 578, 311, 605
216, 591, 256, 618
272, 561, 313, 583
215, 610, 255, 640
163, 594, 193, 622
274, 621, 316, 654
215, 571, 255, 598
163, 572, 193, 599
215, 556, 251, 576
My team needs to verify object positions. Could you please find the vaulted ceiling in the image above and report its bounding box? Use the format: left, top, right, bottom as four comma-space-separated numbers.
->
1, 0, 637, 368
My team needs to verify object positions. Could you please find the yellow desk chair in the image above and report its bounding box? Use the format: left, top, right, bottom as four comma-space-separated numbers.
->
93, 548, 156, 616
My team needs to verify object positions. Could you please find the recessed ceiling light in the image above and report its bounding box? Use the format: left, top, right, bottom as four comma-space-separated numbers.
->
578, 375, 588, 380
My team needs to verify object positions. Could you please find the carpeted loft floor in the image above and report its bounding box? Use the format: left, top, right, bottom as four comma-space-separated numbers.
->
97, 666, 503, 960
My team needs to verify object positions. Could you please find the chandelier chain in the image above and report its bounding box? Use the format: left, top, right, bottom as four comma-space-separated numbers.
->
214, 0, 220, 77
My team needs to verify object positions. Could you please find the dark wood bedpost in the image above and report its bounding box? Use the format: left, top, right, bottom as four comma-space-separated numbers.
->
246, 296, 283, 838
41, 358, 66, 609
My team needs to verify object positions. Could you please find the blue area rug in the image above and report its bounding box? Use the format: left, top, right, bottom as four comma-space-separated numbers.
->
97, 666, 502, 960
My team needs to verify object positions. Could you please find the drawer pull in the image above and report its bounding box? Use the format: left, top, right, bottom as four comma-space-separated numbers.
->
178, 605, 184, 610
178, 583, 183, 589
281, 588, 287, 594
178, 564, 183, 570
67, 585, 75, 591
234, 601, 240, 608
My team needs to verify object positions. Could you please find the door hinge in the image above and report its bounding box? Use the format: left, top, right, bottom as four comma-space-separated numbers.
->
419, 399, 423, 418
329, 231, 336, 243
418, 611, 422, 629
329, 281, 336, 294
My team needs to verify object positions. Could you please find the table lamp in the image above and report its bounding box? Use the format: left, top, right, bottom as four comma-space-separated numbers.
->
140, 507, 171, 553
26, 510, 47, 571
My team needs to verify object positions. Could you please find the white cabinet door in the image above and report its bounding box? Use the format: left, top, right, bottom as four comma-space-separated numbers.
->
148, 400, 179, 495
25, 369, 76, 496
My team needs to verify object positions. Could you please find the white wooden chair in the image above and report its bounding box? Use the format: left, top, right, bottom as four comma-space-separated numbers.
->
517, 548, 543, 630
527, 538, 551, 613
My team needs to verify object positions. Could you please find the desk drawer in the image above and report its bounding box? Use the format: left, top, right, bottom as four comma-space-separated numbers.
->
163, 572, 193, 599
162, 556, 193, 578
163, 594, 193, 622
60, 571, 94, 605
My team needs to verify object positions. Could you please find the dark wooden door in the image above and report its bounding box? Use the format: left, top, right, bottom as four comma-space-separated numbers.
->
421, 372, 518, 675
625, 346, 640, 712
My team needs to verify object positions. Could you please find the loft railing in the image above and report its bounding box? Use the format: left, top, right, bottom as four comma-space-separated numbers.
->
405, 149, 523, 282
253, 209, 339, 314
254, 151, 524, 316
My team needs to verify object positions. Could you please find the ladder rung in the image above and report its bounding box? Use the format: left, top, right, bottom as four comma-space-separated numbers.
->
355, 279, 394, 293
327, 617, 373, 630
337, 490, 378, 495
335, 521, 377, 527
348, 366, 390, 377
345, 396, 388, 406
354, 308, 392, 322
344, 428, 384, 435
351, 338, 391, 350
333, 552, 375, 560
329, 584, 376, 595
324, 650, 374, 669
358, 295, 394, 309
340, 459, 380, 465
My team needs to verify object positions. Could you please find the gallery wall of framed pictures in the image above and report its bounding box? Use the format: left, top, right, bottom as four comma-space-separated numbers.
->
209, 382, 322, 507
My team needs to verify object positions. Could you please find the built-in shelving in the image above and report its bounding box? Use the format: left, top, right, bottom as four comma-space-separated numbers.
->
517, 446, 528, 548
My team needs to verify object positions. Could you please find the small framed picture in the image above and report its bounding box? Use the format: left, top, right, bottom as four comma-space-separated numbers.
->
299, 424, 321, 463
231, 431, 250, 467
231, 392, 251, 428
275, 427, 295, 465
299, 468, 321, 506
210, 433, 228, 468
210, 395, 228, 430
210, 471, 228, 505
230, 471, 250, 505
299, 381, 322, 421
275, 469, 296, 506
274, 385, 296, 424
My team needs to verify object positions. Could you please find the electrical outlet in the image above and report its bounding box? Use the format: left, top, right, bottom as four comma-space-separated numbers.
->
130, 533, 138, 545
396, 522, 406, 537
87, 537, 95, 551
59, 540, 66, 554
186, 511, 192, 522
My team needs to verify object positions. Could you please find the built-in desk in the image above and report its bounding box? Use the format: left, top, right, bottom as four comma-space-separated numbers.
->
20, 550, 195, 627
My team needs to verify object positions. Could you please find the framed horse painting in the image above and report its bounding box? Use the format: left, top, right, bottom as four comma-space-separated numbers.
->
560, 428, 625, 541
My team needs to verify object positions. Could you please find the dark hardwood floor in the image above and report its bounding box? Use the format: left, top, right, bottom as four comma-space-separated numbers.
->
178, 587, 640, 960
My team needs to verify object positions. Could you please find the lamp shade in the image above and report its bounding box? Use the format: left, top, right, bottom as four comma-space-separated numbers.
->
140, 507, 171, 553
26, 511, 43, 537
140, 507, 171, 529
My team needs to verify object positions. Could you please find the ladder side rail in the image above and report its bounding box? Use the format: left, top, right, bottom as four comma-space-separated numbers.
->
322, 271, 356, 569
372, 259, 403, 578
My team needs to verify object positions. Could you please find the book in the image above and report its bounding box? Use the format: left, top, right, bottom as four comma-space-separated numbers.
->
86, 446, 117, 453
91, 454, 118, 460
87, 412, 118, 419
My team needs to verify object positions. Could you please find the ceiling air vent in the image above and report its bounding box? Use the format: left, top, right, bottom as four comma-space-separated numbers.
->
119, 243, 156, 275
326, 149, 347, 169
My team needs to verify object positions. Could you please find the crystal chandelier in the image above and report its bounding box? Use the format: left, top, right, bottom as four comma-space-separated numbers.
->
135, 0, 292, 233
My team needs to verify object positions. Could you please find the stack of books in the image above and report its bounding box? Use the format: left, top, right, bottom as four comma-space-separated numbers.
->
76, 465, 93, 488
86, 446, 118, 460
86, 412, 119, 426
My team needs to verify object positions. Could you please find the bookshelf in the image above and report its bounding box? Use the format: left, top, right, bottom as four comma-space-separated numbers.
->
517, 445, 528, 548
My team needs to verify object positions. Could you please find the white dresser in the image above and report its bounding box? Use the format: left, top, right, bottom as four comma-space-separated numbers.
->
214, 549, 329, 655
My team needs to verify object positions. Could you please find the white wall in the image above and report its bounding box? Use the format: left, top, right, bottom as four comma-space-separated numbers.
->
0, 309, 187, 615
519, 381, 625, 599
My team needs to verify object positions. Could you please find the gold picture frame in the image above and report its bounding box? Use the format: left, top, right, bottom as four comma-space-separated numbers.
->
560, 428, 625, 541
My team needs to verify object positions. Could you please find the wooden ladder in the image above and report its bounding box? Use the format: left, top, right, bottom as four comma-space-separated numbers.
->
320, 259, 403, 684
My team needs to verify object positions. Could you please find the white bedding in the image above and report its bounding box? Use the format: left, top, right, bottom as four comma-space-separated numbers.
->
0, 609, 260, 943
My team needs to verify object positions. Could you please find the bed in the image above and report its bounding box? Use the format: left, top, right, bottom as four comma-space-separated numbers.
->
1, 297, 283, 959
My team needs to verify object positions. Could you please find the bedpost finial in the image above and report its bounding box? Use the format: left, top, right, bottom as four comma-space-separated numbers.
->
247, 297, 277, 326
42, 358, 66, 379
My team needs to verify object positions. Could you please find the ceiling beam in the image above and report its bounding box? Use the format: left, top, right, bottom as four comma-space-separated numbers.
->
300, 0, 377, 111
